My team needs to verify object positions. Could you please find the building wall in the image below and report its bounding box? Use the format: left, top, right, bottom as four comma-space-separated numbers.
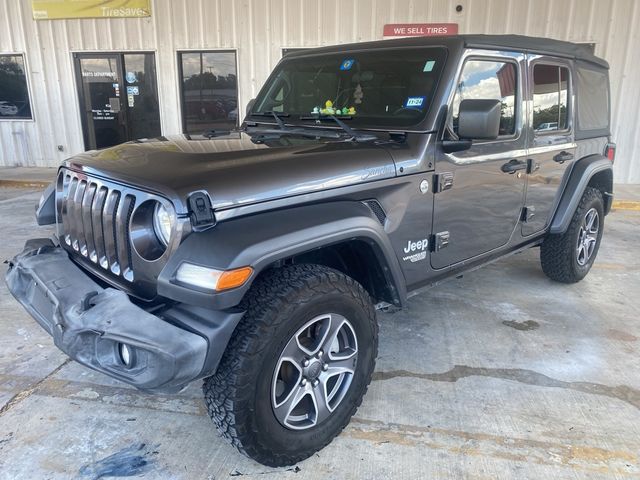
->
0, 0, 638, 183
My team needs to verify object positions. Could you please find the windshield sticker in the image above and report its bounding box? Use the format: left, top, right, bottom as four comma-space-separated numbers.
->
423, 60, 436, 72
405, 96, 425, 108
340, 59, 355, 70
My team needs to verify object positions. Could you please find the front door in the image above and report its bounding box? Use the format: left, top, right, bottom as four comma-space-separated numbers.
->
75, 53, 161, 150
431, 53, 526, 269
522, 59, 575, 236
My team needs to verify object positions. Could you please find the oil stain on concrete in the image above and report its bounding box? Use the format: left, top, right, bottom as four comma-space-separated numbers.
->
372, 365, 640, 411
502, 319, 540, 331
78, 443, 157, 479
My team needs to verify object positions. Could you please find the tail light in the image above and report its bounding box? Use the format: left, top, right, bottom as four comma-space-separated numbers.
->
605, 143, 616, 162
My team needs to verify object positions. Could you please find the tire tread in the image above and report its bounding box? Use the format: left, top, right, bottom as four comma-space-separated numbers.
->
540, 187, 603, 283
203, 264, 377, 466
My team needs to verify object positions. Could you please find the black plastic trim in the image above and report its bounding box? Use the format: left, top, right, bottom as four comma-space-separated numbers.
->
549, 154, 613, 234
157, 201, 406, 309
5, 240, 243, 393
35, 182, 56, 226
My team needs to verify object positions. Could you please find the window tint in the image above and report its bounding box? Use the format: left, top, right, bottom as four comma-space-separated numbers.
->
123, 53, 161, 140
252, 48, 447, 128
0, 55, 32, 119
452, 60, 517, 136
533, 64, 569, 133
576, 66, 609, 131
179, 51, 238, 134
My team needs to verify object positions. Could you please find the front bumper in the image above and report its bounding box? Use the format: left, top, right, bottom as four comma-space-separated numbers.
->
5, 239, 244, 393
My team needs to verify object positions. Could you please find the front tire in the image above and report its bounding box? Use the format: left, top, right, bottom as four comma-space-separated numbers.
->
203, 264, 378, 467
540, 187, 604, 283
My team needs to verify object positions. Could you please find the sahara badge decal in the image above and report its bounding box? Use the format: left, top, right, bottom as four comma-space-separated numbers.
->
402, 238, 429, 263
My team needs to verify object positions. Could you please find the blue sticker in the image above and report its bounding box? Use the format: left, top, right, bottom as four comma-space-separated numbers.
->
340, 59, 355, 71
126, 71, 137, 83
405, 96, 425, 108
423, 60, 436, 72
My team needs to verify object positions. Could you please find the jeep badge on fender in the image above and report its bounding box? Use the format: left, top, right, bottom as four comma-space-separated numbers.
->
6, 35, 614, 467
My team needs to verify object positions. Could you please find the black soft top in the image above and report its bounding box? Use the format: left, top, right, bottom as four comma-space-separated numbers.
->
287, 34, 608, 69
462, 35, 607, 68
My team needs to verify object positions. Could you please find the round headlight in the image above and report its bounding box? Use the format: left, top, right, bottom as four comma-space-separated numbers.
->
153, 203, 173, 246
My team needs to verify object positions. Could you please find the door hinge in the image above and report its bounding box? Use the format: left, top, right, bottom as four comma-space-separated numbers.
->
433, 172, 454, 193
187, 191, 216, 230
521, 205, 535, 222
431, 231, 450, 252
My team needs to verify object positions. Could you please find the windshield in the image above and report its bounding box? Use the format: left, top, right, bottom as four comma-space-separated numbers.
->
250, 47, 447, 129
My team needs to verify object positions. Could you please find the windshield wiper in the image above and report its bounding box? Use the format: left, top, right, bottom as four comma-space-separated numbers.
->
246, 111, 347, 142
245, 125, 342, 143
251, 111, 291, 122
270, 111, 288, 130
299, 114, 377, 142
248, 111, 294, 132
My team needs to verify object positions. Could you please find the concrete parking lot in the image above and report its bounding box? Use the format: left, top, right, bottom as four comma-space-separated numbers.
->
1, 185, 639, 479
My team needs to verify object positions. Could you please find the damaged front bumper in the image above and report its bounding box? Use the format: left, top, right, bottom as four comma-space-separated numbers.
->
5, 239, 244, 393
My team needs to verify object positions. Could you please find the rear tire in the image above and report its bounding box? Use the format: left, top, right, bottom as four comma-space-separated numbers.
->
203, 264, 378, 467
540, 187, 604, 283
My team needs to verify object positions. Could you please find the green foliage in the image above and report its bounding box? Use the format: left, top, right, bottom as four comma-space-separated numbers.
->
533, 104, 567, 129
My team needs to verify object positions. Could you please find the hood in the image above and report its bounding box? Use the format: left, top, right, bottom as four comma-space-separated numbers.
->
64, 133, 397, 214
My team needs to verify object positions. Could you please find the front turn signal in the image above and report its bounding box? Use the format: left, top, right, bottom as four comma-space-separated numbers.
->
175, 263, 253, 291
217, 267, 254, 291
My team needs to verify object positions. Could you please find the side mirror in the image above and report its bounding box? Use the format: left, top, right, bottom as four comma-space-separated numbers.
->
458, 99, 501, 140
245, 98, 256, 118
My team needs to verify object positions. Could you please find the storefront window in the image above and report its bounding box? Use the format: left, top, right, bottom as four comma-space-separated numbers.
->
0, 55, 32, 120
178, 51, 239, 134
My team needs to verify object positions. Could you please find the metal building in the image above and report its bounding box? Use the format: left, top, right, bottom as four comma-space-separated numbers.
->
0, 0, 638, 183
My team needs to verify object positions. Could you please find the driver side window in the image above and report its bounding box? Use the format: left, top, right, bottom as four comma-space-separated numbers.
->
451, 59, 518, 136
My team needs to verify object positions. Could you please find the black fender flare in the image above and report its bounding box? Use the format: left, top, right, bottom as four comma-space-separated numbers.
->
549, 154, 613, 235
157, 201, 406, 310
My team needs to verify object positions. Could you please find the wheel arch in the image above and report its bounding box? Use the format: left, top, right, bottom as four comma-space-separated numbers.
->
258, 237, 403, 307
549, 154, 613, 235
158, 201, 406, 309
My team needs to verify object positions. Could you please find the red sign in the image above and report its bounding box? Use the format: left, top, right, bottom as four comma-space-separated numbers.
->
383, 23, 458, 37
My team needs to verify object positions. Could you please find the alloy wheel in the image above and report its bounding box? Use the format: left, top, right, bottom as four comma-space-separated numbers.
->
576, 207, 599, 266
271, 313, 358, 430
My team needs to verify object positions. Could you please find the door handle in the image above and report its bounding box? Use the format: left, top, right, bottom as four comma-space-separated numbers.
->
501, 159, 527, 174
553, 151, 573, 163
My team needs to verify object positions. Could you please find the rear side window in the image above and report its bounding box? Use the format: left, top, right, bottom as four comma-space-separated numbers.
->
533, 64, 569, 133
576, 66, 609, 131
452, 60, 517, 136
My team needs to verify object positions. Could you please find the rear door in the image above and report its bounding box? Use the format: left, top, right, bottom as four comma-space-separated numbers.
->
431, 51, 526, 269
522, 58, 575, 236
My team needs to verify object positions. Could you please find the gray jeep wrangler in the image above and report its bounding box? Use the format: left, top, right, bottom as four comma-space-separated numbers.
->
6, 35, 615, 466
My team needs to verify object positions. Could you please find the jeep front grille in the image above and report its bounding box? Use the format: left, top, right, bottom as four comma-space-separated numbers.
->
57, 169, 136, 281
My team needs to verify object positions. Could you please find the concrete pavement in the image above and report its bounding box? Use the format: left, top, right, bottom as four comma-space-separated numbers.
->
0, 187, 639, 479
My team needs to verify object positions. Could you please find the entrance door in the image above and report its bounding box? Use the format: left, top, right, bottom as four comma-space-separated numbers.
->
75, 53, 161, 150
431, 53, 526, 269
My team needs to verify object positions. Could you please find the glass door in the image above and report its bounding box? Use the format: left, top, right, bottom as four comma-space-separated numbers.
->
74, 53, 161, 151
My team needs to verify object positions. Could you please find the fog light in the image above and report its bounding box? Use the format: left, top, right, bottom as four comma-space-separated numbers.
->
118, 343, 132, 367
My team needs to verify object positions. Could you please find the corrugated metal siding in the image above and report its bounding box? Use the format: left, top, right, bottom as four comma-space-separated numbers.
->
0, 0, 638, 182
